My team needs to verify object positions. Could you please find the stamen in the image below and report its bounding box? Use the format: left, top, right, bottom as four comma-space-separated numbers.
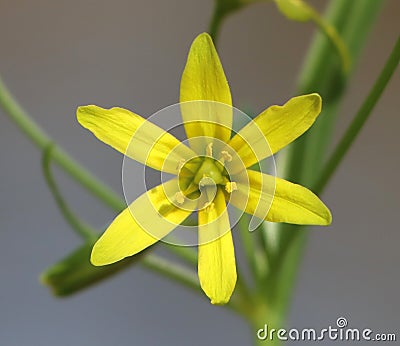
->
225, 182, 237, 193
199, 174, 213, 187
206, 142, 213, 157
203, 202, 215, 213
175, 192, 185, 204
220, 150, 232, 163
199, 175, 206, 187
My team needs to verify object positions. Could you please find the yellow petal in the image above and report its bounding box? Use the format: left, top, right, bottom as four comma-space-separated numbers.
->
232, 170, 331, 225
198, 189, 237, 304
91, 180, 192, 265
180, 33, 232, 146
228, 94, 322, 168
77, 105, 195, 174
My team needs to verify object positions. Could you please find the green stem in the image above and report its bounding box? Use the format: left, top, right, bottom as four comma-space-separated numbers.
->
0, 76, 125, 212
41, 241, 199, 295
250, 298, 285, 346
209, 6, 223, 44
315, 36, 400, 193
296, 0, 354, 97
41, 237, 244, 314
311, 10, 350, 73
257, 0, 385, 336
164, 243, 198, 265
263, 0, 354, 278
141, 254, 200, 290
238, 214, 267, 285
42, 143, 97, 241
143, 253, 243, 313
0, 75, 201, 265
208, 0, 267, 43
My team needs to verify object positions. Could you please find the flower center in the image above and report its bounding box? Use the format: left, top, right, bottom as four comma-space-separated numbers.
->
178, 153, 231, 201
193, 157, 225, 185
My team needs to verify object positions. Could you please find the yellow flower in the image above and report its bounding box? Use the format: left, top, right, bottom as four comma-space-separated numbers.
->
76, 33, 331, 305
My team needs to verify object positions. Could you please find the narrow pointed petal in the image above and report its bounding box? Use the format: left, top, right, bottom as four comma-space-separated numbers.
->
228, 94, 322, 168
232, 170, 332, 225
180, 33, 232, 146
91, 180, 192, 265
77, 105, 195, 174
198, 189, 237, 305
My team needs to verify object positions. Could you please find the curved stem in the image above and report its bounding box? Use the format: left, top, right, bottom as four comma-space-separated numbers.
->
209, 6, 223, 44
141, 254, 200, 290
42, 143, 97, 241
309, 7, 350, 73
314, 36, 400, 193
0, 76, 201, 264
41, 239, 243, 313
257, 0, 385, 335
208, 0, 267, 43
0, 77, 125, 212
144, 252, 243, 313
41, 241, 199, 295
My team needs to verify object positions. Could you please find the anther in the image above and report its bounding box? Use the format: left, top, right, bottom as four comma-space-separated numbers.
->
225, 182, 237, 193
199, 174, 208, 187
203, 202, 215, 212
175, 192, 185, 204
220, 150, 232, 163
206, 142, 213, 157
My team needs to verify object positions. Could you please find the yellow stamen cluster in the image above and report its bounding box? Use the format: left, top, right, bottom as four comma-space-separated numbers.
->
225, 182, 237, 193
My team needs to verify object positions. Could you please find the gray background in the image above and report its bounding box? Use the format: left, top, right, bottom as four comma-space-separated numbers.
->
0, 0, 399, 345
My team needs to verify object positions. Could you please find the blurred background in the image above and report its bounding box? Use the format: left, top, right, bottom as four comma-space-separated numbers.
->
0, 0, 399, 345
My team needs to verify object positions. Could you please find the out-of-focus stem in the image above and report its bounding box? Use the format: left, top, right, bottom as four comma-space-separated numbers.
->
257, 0, 386, 337
0, 75, 201, 265
41, 241, 199, 295
315, 36, 400, 193
0, 77, 125, 212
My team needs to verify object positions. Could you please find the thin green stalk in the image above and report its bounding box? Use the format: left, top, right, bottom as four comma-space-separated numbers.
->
0, 75, 201, 265
143, 253, 243, 313
258, 0, 385, 334
41, 241, 199, 295
296, 0, 354, 97
209, 5, 224, 44
238, 214, 266, 284
261, 0, 355, 276
164, 243, 198, 265
311, 11, 350, 73
276, 0, 385, 260
42, 143, 97, 241
259, 0, 355, 260
0, 77, 125, 212
208, 0, 266, 42
141, 254, 200, 290
299, 0, 387, 186
41, 235, 244, 314
315, 36, 400, 193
